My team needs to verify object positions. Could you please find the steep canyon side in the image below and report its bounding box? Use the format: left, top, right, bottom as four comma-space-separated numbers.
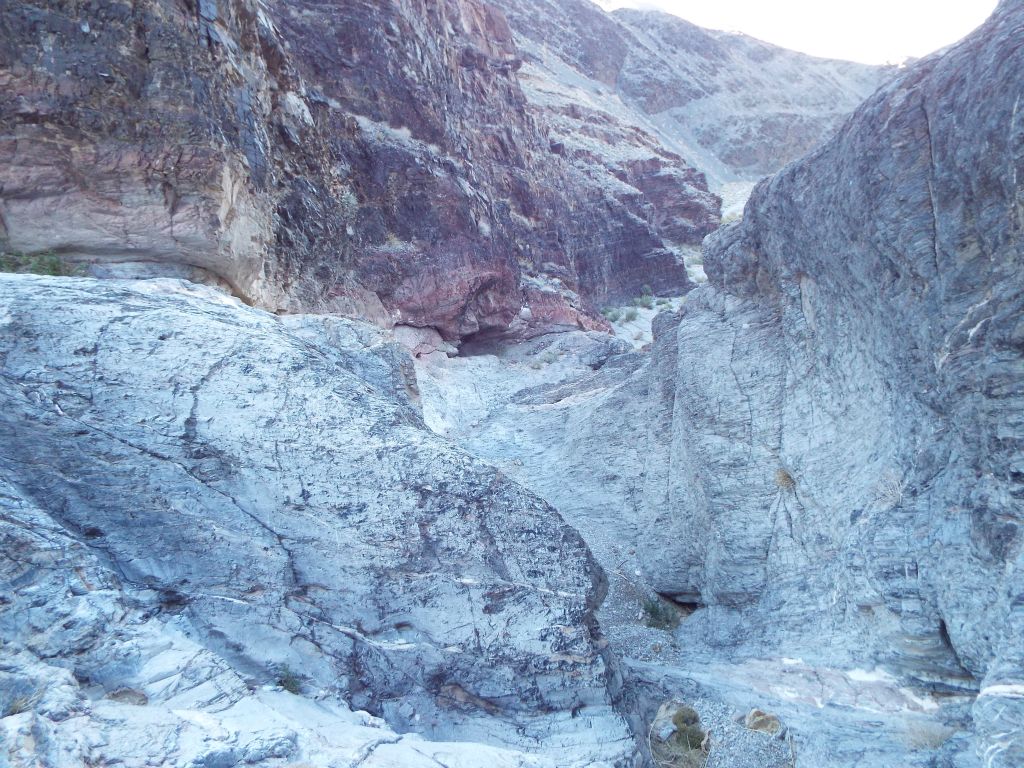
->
3, 1, 1021, 767
1, 0, 723, 342
639, 1, 1023, 763
492, 0, 890, 186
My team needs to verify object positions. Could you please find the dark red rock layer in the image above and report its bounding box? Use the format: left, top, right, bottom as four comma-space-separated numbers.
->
0, 0, 720, 340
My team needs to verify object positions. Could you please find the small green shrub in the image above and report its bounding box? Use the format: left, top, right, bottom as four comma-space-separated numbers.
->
675, 723, 707, 751
602, 307, 623, 322
3, 696, 35, 717
0, 249, 83, 277
641, 284, 653, 297
634, 295, 654, 309
642, 597, 680, 631
651, 703, 709, 768
672, 706, 700, 729
276, 665, 304, 694
874, 470, 904, 509
902, 721, 955, 749
623, 308, 639, 322
775, 468, 795, 491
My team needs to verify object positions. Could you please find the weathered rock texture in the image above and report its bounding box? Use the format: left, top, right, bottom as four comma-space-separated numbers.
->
416, 324, 979, 768
0, 474, 615, 768
612, 7, 892, 181
0, 0, 726, 341
493, 0, 890, 185
0, 275, 633, 766
640, 2, 1024, 764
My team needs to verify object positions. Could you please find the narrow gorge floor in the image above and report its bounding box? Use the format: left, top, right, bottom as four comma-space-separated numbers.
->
413, 323, 977, 768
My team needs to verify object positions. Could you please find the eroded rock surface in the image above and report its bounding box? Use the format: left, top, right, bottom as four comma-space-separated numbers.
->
494, 0, 890, 185
640, 2, 1024, 764
0, 475, 613, 768
413, 5, 1024, 764
0, 0, 723, 339
416, 322, 977, 768
0, 275, 633, 766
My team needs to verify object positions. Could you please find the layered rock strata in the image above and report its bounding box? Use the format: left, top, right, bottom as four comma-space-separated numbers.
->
0, 0, 722, 341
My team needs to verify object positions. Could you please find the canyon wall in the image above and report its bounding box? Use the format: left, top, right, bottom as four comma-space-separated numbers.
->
1, 0, 724, 342
640, 2, 1023, 763
0, 0, 890, 341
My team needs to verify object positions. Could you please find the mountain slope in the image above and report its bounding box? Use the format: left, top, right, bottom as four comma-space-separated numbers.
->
493, 0, 891, 185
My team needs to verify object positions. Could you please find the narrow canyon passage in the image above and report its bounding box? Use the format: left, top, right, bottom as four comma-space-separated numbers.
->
411, 323, 980, 768
1, 1, 1021, 766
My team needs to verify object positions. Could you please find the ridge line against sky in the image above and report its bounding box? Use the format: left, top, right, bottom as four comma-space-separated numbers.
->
594, 0, 998, 65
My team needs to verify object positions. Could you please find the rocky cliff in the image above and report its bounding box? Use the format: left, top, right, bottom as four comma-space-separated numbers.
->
0, 0, 725, 343
3, 1, 1021, 767
637, 1, 1023, 764
493, 0, 890, 186
0, 0, 892, 341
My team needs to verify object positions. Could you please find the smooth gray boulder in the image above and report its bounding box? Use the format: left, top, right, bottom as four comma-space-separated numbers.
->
0, 275, 632, 766
640, 1, 1023, 764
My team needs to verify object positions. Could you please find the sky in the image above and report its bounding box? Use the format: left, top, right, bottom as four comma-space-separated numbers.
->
593, 0, 998, 64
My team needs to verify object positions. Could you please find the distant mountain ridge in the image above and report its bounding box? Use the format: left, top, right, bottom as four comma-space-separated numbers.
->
493, 0, 893, 185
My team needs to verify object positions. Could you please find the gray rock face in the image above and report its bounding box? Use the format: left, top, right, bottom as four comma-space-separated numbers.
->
415, 331, 651, 642
416, 322, 980, 768
493, 0, 890, 185
0, 275, 632, 766
640, 1, 1024, 764
0, 474, 599, 768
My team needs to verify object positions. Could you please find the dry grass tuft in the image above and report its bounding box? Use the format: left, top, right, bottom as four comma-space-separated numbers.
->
774, 468, 796, 491
874, 470, 905, 509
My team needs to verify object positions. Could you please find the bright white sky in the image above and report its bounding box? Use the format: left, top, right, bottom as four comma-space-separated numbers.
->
594, 0, 998, 64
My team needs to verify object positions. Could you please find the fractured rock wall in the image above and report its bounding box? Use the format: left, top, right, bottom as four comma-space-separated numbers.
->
0, 0, 720, 341
640, 2, 1024, 763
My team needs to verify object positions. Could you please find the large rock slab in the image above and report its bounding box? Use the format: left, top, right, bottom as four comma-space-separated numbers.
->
0, 274, 632, 765
0, 475, 600, 768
